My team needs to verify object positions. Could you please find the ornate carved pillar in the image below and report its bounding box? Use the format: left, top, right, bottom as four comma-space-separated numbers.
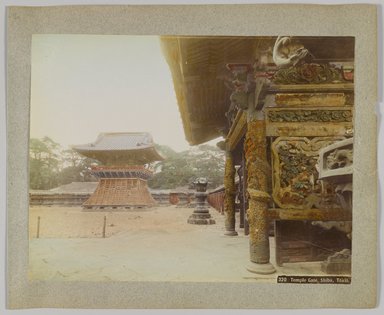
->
242, 155, 250, 235
224, 150, 238, 236
245, 118, 275, 274
226, 60, 275, 273
237, 165, 245, 229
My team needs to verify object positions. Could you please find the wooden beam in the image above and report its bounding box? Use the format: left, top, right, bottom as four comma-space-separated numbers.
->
268, 83, 354, 93
266, 122, 353, 137
225, 111, 247, 151
267, 208, 352, 221
265, 106, 353, 137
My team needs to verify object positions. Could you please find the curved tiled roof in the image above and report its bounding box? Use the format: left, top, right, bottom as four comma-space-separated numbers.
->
72, 132, 164, 165
73, 132, 154, 151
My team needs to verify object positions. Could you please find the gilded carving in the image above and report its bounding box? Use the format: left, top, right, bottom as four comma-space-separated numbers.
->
245, 121, 270, 191
272, 137, 345, 209
345, 92, 354, 105
265, 122, 354, 138
272, 63, 347, 85
274, 93, 347, 107
245, 120, 271, 263
267, 109, 352, 123
224, 152, 237, 235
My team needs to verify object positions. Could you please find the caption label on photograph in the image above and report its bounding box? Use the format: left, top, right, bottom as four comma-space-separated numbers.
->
277, 275, 351, 284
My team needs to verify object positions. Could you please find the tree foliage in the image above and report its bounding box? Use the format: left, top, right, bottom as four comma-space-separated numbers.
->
148, 144, 225, 190
29, 137, 98, 190
29, 138, 225, 191
29, 137, 61, 189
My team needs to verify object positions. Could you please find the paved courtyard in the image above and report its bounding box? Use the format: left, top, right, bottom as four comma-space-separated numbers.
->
29, 205, 326, 282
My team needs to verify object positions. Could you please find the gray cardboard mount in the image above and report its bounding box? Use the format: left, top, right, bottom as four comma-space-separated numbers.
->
6, 4, 378, 309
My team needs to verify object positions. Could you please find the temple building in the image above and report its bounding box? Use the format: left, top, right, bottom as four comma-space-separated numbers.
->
161, 36, 354, 274
73, 132, 163, 210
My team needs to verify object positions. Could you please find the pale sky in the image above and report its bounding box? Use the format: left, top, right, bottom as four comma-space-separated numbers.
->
31, 34, 215, 152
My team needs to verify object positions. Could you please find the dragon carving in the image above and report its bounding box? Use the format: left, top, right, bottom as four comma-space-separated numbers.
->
272, 36, 313, 68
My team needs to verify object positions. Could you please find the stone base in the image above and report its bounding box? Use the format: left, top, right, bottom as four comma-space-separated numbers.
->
246, 261, 276, 275
187, 213, 215, 225
83, 178, 156, 208
82, 205, 152, 211
224, 230, 238, 236
321, 249, 351, 274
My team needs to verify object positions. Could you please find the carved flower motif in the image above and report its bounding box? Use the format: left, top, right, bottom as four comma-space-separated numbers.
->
319, 111, 332, 122
272, 62, 344, 84
299, 64, 319, 82
331, 111, 343, 120
342, 111, 353, 121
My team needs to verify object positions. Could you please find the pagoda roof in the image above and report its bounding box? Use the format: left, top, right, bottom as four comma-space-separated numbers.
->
72, 132, 164, 165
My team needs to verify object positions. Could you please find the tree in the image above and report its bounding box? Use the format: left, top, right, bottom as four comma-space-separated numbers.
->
29, 137, 61, 190
57, 150, 98, 185
29, 137, 99, 190
148, 144, 225, 190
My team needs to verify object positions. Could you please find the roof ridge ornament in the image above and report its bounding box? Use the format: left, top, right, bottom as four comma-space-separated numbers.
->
272, 36, 313, 69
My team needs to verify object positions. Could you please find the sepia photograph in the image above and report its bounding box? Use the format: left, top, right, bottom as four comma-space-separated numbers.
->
28, 35, 355, 283
4, 3, 378, 310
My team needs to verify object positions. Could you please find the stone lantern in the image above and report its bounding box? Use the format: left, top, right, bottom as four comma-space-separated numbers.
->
187, 178, 215, 225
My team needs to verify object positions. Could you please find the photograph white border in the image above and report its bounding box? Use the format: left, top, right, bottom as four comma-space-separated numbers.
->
3, 1, 380, 311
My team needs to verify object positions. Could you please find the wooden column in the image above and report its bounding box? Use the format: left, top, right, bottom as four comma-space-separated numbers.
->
245, 113, 275, 274
224, 150, 238, 236
225, 60, 274, 271
242, 156, 250, 235
238, 166, 245, 229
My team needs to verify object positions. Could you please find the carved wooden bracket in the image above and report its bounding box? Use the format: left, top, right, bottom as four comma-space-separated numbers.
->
226, 63, 254, 113
318, 137, 353, 183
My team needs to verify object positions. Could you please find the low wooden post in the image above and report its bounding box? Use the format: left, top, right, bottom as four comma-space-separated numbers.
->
36, 216, 41, 239
102, 215, 107, 238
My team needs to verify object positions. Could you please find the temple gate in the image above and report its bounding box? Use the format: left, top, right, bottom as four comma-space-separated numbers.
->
73, 132, 163, 210
161, 36, 354, 274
